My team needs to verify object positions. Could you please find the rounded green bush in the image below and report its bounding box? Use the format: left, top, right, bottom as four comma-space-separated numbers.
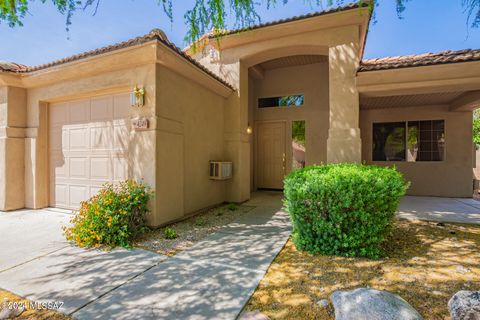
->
284, 164, 409, 259
64, 180, 152, 248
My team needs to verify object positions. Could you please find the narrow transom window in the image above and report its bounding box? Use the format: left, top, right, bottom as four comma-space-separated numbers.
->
372, 120, 445, 162
258, 94, 304, 108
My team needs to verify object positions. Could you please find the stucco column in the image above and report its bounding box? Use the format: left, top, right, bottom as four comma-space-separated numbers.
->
224, 63, 250, 203
326, 43, 362, 163
0, 86, 27, 210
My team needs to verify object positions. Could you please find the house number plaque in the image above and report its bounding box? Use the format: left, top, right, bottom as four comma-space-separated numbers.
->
132, 117, 149, 130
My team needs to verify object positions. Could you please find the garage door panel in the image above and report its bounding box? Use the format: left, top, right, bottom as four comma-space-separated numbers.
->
68, 100, 90, 123
50, 93, 130, 209
90, 126, 113, 150
50, 127, 69, 151
113, 124, 129, 151
113, 94, 130, 119
69, 157, 89, 179
69, 185, 89, 208
50, 103, 68, 125
68, 127, 89, 151
53, 184, 68, 208
90, 96, 113, 121
90, 157, 111, 180
51, 153, 68, 178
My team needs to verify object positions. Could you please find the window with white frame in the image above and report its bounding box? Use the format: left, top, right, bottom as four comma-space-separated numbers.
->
372, 120, 445, 162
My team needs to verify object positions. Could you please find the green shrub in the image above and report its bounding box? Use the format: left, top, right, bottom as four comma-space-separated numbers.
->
474, 110, 480, 146
284, 164, 408, 259
227, 203, 238, 211
64, 180, 152, 248
194, 217, 207, 226
164, 226, 177, 239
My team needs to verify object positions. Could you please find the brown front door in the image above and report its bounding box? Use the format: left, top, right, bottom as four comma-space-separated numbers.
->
256, 121, 286, 189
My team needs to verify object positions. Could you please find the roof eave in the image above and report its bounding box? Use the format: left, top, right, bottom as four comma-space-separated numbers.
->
184, 2, 372, 55
357, 59, 480, 97
1, 31, 234, 91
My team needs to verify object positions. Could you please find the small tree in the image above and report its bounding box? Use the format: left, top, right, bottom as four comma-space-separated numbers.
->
474, 109, 480, 147
1, 1, 479, 44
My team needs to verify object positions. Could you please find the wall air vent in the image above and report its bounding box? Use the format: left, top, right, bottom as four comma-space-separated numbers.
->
209, 161, 233, 180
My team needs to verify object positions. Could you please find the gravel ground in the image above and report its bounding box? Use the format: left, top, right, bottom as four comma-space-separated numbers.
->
245, 219, 480, 319
0, 289, 70, 320
134, 203, 255, 256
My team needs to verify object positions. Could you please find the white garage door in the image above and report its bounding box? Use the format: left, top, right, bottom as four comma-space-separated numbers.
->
49, 93, 130, 209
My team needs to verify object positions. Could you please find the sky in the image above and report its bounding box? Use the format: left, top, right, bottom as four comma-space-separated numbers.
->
0, 0, 479, 66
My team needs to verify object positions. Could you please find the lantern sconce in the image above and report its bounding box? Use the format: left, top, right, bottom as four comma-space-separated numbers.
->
246, 123, 253, 135
130, 85, 145, 107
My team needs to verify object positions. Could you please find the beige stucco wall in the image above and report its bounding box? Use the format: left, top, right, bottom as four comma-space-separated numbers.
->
0, 40, 233, 226
24, 64, 157, 213
0, 135, 25, 210
153, 64, 226, 226
0, 86, 26, 211
251, 62, 329, 177
193, 22, 365, 195
360, 105, 473, 197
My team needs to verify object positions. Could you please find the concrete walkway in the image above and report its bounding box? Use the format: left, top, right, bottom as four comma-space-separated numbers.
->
0, 192, 290, 320
398, 196, 480, 224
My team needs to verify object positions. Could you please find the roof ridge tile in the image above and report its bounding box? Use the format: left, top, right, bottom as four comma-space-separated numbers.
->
359, 48, 480, 72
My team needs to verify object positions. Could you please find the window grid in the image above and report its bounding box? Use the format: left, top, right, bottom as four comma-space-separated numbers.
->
373, 120, 445, 162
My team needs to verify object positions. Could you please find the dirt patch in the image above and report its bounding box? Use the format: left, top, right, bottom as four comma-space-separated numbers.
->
135, 204, 255, 256
245, 219, 480, 319
0, 289, 70, 320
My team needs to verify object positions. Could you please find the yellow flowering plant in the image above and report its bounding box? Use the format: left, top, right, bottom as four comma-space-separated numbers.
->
64, 180, 152, 248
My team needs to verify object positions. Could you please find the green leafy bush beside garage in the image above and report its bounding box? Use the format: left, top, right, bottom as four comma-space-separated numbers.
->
64, 180, 152, 248
284, 164, 409, 259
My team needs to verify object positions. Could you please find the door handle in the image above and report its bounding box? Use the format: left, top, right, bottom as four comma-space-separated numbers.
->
282, 153, 286, 173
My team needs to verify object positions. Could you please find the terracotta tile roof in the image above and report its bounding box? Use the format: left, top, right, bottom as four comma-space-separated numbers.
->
0, 29, 234, 90
359, 49, 480, 72
0, 61, 27, 72
210, 1, 371, 37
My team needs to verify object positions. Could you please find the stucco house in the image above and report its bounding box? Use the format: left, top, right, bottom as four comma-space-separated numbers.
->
1, 2, 479, 226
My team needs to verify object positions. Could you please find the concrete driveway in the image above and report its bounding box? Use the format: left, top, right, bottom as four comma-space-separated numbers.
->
0, 209, 70, 272
398, 196, 480, 224
0, 209, 165, 315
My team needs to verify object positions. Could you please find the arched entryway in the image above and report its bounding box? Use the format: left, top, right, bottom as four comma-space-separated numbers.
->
246, 53, 329, 191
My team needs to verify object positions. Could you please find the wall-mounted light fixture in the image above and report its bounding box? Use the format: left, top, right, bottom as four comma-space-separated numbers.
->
130, 85, 145, 107
246, 123, 253, 134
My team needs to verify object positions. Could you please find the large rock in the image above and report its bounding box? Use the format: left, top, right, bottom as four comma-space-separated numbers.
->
331, 288, 423, 320
448, 290, 480, 320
